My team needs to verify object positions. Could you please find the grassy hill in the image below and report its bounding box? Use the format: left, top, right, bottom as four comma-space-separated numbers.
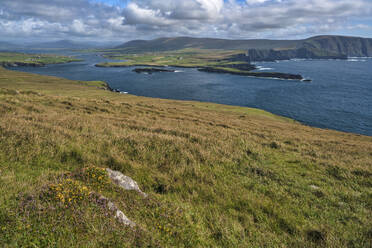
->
116, 37, 299, 52
115, 35, 372, 58
0, 67, 371, 247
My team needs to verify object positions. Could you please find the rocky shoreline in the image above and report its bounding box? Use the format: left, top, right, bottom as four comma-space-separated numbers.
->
0, 62, 45, 67
1, 60, 81, 68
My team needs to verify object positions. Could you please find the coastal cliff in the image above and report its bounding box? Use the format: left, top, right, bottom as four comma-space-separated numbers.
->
232, 47, 348, 62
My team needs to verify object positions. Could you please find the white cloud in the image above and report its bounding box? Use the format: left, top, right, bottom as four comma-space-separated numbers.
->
245, 0, 270, 5
0, 0, 371, 41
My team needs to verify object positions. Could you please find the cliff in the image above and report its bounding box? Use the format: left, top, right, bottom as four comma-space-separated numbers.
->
302, 35, 372, 57
233, 47, 348, 62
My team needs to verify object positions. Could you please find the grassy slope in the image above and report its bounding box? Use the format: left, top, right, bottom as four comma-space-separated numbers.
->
0, 52, 80, 66
0, 67, 371, 247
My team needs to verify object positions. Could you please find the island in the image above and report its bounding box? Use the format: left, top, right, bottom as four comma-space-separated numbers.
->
198, 67, 304, 80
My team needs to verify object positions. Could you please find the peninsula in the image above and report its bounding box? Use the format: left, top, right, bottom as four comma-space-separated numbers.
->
0, 52, 81, 67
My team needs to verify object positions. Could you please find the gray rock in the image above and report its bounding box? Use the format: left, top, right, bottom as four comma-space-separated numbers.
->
115, 209, 136, 227
96, 194, 136, 227
310, 185, 320, 190
106, 168, 147, 197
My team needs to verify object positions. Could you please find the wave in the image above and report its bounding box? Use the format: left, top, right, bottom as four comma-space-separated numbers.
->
348, 57, 372, 59
257, 67, 273, 71
347, 59, 367, 62
291, 58, 307, 61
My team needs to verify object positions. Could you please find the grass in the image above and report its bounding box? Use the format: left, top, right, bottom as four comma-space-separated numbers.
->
0, 66, 371, 247
0, 52, 81, 66
96, 48, 247, 68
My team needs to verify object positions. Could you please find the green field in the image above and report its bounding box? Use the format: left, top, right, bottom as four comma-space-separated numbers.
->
0, 52, 81, 67
96, 48, 247, 68
0, 66, 371, 247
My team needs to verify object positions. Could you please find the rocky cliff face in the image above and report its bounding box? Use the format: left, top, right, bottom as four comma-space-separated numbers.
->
302, 36, 372, 57
236, 47, 348, 62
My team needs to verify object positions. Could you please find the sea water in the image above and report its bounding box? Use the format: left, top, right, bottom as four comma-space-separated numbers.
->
10, 52, 372, 136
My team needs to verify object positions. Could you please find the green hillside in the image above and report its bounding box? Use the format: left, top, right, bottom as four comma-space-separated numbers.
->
0, 67, 371, 247
115, 35, 372, 58
116, 37, 299, 52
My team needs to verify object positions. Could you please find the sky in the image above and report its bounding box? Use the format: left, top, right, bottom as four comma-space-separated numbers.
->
1, 0, 372, 43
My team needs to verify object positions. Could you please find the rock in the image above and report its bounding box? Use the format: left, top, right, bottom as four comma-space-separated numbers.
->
106, 168, 147, 197
94, 194, 136, 227
302, 79, 312, 82
115, 209, 136, 226
310, 185, 319, 190
133, 67, 175, 74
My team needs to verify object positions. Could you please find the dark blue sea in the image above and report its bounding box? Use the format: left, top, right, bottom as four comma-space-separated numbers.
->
10, 52, 372, 136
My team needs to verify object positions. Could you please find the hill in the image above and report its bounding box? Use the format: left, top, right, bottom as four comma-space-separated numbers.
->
116, 36, 300, 51
25, 40, 91, 49
25, 40, 116, 50
115, 35, 372, 61
0, 67, 371, 247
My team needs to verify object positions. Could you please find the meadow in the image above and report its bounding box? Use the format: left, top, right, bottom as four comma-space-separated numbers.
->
0, 66, 371, 247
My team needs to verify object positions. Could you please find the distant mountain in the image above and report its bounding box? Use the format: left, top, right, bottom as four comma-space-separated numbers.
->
24, 40, 116, 49
25, 40, 92, 49
0, 41, 21, 50
115, 35, 372, 61
115, 37, 299, 51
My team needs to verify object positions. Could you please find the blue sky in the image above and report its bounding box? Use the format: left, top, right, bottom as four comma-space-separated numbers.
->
1, 0, 371, 42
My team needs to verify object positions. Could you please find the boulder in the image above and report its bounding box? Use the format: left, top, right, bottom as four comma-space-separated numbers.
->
94, 194, 136, 227
106, 168, 147, 197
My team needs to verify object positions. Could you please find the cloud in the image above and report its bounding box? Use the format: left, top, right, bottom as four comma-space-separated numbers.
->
122, 0, 372, 38
0, 0, 371, 41
0, 0, 132, 41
